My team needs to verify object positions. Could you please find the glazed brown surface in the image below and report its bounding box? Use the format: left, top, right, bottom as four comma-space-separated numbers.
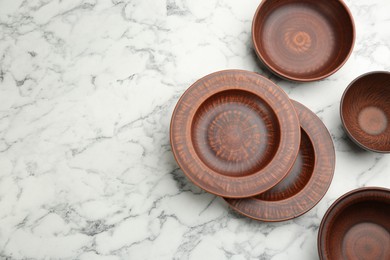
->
341, 71, 390, 152
252, 0, 355, 82
170, 70, 301, 198
225, 100, 335, 221
318, 187, 390, 260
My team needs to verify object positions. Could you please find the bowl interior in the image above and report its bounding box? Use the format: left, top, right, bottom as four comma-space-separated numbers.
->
253, 0, 354, 81
257, 129, 315, 201
320, 190, 390, 260
191, 90, 280, 177
341, 72, 390, 152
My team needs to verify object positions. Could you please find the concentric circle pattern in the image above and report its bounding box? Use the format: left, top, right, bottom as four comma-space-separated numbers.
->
284, 30, 312, 54
318, 188, 390, 260
192, 90, 280, 177
261, 4, 335, 77
343, 223, 390, 259
252, 0, 355, 81
358, 106, 388, 135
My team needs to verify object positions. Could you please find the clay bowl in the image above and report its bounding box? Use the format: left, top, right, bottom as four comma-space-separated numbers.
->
341, 71, 390, 153
170, 70, 301, 198
252, 0, 355, 82
225, 100, 335, 221
318, 187, 390, 260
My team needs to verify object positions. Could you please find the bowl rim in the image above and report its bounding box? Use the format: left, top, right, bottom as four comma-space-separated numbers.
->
170, 69, 301, 198
251, 0, 356, 82
317, 186, 390, 260
340, 71, 390, 153
225, 100, 336, 221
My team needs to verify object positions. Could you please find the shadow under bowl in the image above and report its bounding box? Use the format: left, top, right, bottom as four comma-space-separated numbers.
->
318, 187, 390, 260
252, 0, 355, 82
341, 71, 390, 153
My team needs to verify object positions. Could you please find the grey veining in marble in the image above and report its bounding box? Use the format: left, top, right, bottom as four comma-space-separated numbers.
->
0, 0, 389, 259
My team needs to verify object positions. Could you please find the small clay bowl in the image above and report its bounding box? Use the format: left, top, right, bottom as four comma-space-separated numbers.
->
170, 70, 301, 198
252, 0, 355, 82
318, 187, 390, 260
341, 71, 390, 153
225, 100, 335, 221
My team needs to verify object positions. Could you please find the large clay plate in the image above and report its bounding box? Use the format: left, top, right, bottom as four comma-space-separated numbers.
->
170, 70, 301, 198
225, 100, 335, 220
252, 0, 355, 82
318, 187, 390, 260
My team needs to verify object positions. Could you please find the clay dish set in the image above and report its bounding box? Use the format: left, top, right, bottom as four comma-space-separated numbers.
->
170, 0, 389, 259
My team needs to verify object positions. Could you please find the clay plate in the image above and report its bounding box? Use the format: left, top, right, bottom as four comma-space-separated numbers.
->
225, 100, 335, 221
341, 71, 390, 153
252, 0, 355, 82
318, 187, 390, 260
170, 70, 301, 198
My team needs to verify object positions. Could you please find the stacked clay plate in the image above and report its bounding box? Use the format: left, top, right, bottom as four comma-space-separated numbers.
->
170, 70, 335, 222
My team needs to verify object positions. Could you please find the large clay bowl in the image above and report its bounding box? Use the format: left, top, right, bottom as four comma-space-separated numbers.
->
225, 100, 335, 221
341, 71, 390, 153
170, 70, 301, 198
252, 0, 355, 82
318, 187, 390, 260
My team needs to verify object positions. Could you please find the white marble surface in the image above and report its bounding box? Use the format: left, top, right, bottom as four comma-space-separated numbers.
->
0, 0, 389, 259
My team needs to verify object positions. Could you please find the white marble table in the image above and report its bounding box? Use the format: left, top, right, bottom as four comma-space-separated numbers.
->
0, 0, 389, 259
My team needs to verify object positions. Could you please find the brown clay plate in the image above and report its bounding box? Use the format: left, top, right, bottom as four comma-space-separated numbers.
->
170, 70, 301, 198
225, 100, 335, 221
318, 187, 390, 260
340, 71, 390, 153
252, 0, 355, 82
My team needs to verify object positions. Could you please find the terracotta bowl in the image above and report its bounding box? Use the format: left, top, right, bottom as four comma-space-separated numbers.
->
225, 100, 335, 221
318, 187, 390, 260
341, 71, 390, 153
170, 70, 301, 198
252, 0, 355, 82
